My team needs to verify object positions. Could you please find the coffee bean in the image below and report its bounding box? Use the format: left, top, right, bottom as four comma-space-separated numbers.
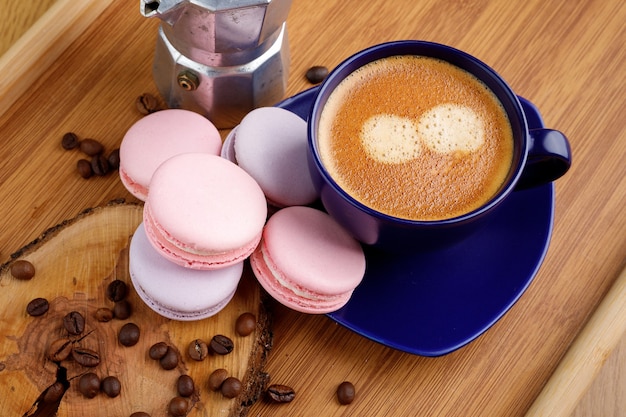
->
235, 312, 256, 337
168, 396, 189, 417
220, 377, 242, 399
187, 339, 208, 361
61, 132, 80, 150
26, 297, 49, 316
101, 376, 121, 397
149, 342, 169, 360
130, 412, 151, 417
72, 347, 101, 367
43, 381, 66, 403
305, 65, 329, 84
108, 148, 120, 170
80, 138, 104, 156
266, 384, 296, 403
177, 374, 195, 397
209, 335, 234, 355
63, 311, 85, 335
136, 93, 161, 115
11, 259, 36, 280
95, 307, 114, 322
78, 372, 100, 398
119, 322, 140, 346
160, 347, 179, 370
207, 368, 229, 391
91, 154, 110, 176
77, 159, 93, 178
106, 279, 128, 302
336, 381, 355, 405
113, 300, 132, 320
46, 338, 73, 362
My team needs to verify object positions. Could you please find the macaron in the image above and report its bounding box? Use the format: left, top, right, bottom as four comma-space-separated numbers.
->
130, 223, 243, 320
144, 152, 267, 270
250, 206, 366, 314
221, 107, 320, 207
119, 109, 222, 200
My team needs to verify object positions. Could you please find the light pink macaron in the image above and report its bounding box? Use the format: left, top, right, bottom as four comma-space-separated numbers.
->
119, 109, 222, 200
130, 223, 243, 321
144, 153, 267, 270
250, 206, 366, 314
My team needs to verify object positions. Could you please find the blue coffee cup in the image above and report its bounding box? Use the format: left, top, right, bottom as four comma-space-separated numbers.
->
307, 40, 571, 251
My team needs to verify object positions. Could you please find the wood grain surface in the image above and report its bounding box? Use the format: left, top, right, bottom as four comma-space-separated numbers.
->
0, 0, 57, 55
0, 0, 624, 416
0, 203, 271, 417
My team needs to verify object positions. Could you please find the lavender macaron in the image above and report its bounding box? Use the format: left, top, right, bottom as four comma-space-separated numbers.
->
221, 107, 320, 207
129, 223, 243, 321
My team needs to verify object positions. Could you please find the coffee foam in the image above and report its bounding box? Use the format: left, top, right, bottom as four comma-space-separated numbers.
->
361, 114, 421, 163
317, 55, 513, 221
418, 104, 485, 153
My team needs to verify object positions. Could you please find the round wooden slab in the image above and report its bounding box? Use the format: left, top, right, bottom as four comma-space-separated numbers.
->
0, 201, 272, 417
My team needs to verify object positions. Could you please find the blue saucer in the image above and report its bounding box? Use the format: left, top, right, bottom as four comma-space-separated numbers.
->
277, 87, 554, 356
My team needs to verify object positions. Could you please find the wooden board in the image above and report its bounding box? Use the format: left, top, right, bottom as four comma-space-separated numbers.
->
0, 202, 271, 417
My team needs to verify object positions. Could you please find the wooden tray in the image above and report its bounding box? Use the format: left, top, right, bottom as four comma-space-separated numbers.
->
0, 202, 271, 417
1, 0, 625, 416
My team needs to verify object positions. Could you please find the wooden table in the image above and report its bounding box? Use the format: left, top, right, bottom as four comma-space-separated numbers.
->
1, 0, 624, 416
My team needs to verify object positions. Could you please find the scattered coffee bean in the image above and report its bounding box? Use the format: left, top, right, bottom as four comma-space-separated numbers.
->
106, 279, 128, 302
220, 377, 242, 399
119, 322, 140, 346
336, 381, 355, 405
207, 368, 229, 391
136, 93, 161, 115
235, 312, 256, 337
168, 396, 189, 417
63, 311, 85, 335
91, 154, 110, 176
113, 300, 132, 320
149, 342, 169, 360
79, 138, 104, 156
108, 148, 120, 170
26, 297, 49, 316
72, 347, 101, 367
305, 65, 329, 84
95, 307, 114, 322
130, 412, 151, 417
101, 375, 121, 397
77, 159, 93, 178
11, 259, 36, 280
160, 347, 179, 370
177, 374, 195, 397
266, 384, 296, 403
46, 338, 73, 362
209, 334, 234, 355
187, 339, 208, 361
78, 372, 101, 398
61, 132, 80, 150
43, 381, 66, 403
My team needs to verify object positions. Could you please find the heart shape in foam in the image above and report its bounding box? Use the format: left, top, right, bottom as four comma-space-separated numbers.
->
360, 104, 485, 164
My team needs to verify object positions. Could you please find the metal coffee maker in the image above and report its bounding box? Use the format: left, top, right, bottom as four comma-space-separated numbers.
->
141, 0, 292, 128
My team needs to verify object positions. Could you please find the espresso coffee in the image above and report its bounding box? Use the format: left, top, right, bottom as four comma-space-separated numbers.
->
318, 55, 514, 221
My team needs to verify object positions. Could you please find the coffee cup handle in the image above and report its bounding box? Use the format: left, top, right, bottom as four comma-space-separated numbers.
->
516, 129, 572, 189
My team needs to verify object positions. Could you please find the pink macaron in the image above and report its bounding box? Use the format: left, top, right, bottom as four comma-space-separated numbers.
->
221, 107, 319, 207
144, 152, 267, 270
130, 223, 243, 320
250, 206, 366, 314
119, 109, 222, 200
